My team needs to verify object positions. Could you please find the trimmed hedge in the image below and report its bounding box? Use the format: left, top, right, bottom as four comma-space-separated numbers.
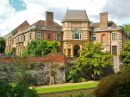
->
93, 65, 130, 97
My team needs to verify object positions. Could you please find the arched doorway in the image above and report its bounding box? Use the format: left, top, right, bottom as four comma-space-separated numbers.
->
73, 45, 80, 57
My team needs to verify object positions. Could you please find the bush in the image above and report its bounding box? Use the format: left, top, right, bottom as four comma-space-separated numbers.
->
2, 66, 7, 71
67, 70, 78, 83
93, 65, 130, 97
0, 81, 39, 97
58, 65, 66, 70
50, 69, 56, 76
11, 47, 16, 53
78, 78, 86, 82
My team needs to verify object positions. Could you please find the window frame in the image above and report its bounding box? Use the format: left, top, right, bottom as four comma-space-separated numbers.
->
56, 34, 61, 41
37, 32, 42, 40
112, 33, 117, 40
92, 34, 97, 41
72, 28, 81, 40
112, 46, 117, 55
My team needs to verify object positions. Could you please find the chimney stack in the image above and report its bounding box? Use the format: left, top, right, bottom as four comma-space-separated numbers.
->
46, 11, 53, 29
100, 12, 108, 30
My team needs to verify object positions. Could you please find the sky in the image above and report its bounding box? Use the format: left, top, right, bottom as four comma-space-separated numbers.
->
0, 0, 130, 37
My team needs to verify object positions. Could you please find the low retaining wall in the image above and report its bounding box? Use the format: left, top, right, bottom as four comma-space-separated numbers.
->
0, 53, 66, 84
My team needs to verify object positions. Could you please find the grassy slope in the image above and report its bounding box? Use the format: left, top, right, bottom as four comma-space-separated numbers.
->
36, 82, 99, 93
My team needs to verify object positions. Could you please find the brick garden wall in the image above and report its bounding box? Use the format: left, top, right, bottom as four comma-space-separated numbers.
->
0, 53, 66, 84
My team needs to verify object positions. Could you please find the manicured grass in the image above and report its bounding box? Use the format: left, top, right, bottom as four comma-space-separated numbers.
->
35, 82, 99, 93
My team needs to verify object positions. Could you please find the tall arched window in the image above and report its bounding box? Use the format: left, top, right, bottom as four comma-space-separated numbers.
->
75, 28, 79, 39
72, 28, 81, 39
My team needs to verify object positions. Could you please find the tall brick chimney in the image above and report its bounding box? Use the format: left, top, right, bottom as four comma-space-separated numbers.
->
46, 11, 53, 29
100, 12, 108, 30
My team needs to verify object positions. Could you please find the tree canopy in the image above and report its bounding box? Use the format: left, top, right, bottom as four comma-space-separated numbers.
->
123, 24, 130, 33
120, 40, 130, 69
26, 40, 58, 57
0, 38, 5, 53
68, 42, 112, 81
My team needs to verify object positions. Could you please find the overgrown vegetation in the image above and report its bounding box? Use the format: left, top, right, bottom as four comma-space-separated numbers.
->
93, 65, 130, 97
0, 38, 5, 53
24, 40, 58, 57
11, 47, 16, 53
67, 42, 112, 82
120, 40, 130, 69
4, 49, 10, 55
123, 24, 130, 33
0, 81, 39, 97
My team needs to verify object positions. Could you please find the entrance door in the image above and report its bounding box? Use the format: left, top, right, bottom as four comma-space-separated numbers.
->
73, 45, 80, 57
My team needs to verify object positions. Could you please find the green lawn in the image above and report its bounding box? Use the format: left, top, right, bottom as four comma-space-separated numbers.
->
36, 82, 99, 93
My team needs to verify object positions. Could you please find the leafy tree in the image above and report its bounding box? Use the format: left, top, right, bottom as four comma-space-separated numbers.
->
11, 47, 16, 53
93, 65, 130, 97
0, 38, 5, 53
26, 40, 58, 57
4, 49, 10, 55
0, 81, 39, 97
120, 40, 130, 69
123, 24, 130, 33
69, 42, 112, 81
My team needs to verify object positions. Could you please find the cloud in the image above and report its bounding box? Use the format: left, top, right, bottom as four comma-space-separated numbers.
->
0, 0, 130, 37
102, 0, 130, 25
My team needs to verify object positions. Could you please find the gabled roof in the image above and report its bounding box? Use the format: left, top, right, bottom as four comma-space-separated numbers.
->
12, 21, 30, 35
91, 21, 117, 29
62, 10, 90, 22
31, 20, 61, 29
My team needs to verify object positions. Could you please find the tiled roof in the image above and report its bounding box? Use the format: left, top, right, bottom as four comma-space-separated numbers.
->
12, 21, 30, 35
91, 21, 117, 29
62, 10, 90, 22
31, 20, 61, 29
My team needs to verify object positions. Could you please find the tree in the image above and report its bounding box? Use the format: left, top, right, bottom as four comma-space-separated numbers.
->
11, 47, 16, 53
120, 40, 130, 69
70, 42, 112, 80
0, 38, 5, 53
123, 24, 130, 33
26, 40, 58, 57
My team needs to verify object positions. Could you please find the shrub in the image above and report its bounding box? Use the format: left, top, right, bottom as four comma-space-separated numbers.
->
78, 78, 86, 82
0, 81, 39, 97
50, 69, 56, 76
93, 65, 130, 97
11, 47, 16, 53
29, 63, 35, 69
67, 70, 78, 83
2, 66, 7, 71
37, 62, 44, 67
58, 65, 66, 70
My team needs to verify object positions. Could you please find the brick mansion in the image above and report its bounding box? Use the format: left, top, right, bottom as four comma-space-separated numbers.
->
4, 10, 130, 72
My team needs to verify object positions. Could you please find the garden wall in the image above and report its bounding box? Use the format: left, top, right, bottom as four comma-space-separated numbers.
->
0, 53, 66, 84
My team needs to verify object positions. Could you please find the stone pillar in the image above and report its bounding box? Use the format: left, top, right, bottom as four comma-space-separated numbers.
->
71, 44, 73, 57
80, 45, 82, 56
66, 43, 68, 57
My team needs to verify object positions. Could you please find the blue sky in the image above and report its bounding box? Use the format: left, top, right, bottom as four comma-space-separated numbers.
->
0, 0, 130, 37
9, 0, 26, 11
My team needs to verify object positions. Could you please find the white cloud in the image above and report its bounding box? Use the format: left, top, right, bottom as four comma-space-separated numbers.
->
0, 0, 130, 37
